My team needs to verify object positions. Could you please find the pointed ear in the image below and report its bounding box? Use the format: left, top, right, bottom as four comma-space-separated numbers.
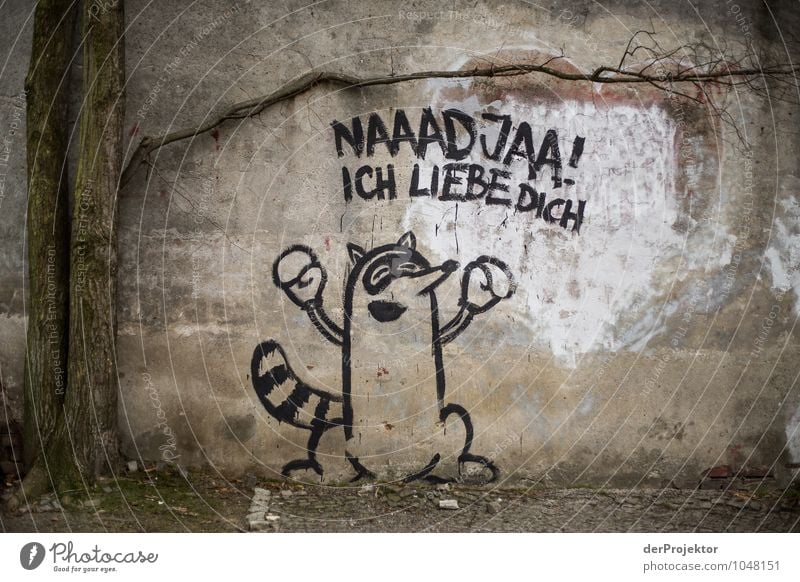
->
347, 242, 366, 265
397, 231, 416, 250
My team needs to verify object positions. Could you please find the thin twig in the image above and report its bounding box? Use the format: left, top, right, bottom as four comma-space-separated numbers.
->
121, 60, 800, 186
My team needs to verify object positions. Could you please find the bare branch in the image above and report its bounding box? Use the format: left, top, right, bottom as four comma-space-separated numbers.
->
617, 29, 658, 70
121, 59, 800, 186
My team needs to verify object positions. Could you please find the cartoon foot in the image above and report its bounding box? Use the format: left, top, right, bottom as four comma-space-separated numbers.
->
458, 453, 499, 484
281, 458, 323, 477
346, 452, 376, 482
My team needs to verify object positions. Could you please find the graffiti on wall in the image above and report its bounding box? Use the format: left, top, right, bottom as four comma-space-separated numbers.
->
247, 106, 596, 481
332, 108, 587, 232
251, 232, 515, 482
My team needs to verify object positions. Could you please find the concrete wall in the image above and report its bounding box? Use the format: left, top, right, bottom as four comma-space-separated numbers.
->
1, 0, 799, 486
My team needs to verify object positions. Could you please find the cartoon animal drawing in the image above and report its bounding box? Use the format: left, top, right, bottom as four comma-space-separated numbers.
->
251, 231, 515, 482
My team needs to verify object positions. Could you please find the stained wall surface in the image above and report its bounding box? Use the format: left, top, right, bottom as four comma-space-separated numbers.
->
1, 0, 799, 486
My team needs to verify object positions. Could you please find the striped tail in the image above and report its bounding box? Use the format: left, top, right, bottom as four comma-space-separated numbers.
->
251, 340, 342, 431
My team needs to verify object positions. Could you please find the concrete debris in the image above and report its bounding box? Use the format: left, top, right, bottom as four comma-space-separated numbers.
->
253, 487, 271, 499
487, 501, 502, 514
439, 499, 459, 510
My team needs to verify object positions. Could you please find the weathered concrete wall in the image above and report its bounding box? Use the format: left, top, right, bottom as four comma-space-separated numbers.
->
1, 0, 799, 486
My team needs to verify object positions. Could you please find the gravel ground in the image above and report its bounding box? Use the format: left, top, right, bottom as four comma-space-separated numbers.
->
244, 483, 800, 533
3, 469, 799, 533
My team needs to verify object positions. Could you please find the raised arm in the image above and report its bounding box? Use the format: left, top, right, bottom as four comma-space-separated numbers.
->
272, 245, 344, 346
439, 256, 516, 346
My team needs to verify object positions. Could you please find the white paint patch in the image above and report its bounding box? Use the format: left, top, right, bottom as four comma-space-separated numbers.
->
401, 85, 720, 366
766, 192, 800, 315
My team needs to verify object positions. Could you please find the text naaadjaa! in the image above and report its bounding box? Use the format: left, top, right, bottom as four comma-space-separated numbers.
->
331, 108, 587, 232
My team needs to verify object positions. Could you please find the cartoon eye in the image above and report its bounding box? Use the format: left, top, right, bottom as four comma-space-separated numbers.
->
367, 300, 408, 322
368, 265, 392, 288
396, 262, 420, 273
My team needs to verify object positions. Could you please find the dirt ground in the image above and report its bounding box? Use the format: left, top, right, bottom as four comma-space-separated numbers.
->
2, 467, 799, 533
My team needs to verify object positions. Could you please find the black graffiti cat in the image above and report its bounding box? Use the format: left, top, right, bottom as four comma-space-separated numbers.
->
251, 231, 515, 482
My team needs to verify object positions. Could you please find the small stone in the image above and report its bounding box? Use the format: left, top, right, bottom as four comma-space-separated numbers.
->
385, 493, 401, 503
102, 486, 112, 494
439, 499, 459, 510
246, 511, 266, 521
243, 474, 258, 488
265, 514, 280, 521
487, 501, 502, 514
127, 460, 138, 473
253, 487, 271, 499
280, 490, 293, 498
436, 483, 451, 491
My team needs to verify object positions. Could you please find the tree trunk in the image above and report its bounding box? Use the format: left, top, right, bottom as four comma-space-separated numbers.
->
16, 0, 126, 501
57, 0, 126, 482
22, 0, 75, 471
